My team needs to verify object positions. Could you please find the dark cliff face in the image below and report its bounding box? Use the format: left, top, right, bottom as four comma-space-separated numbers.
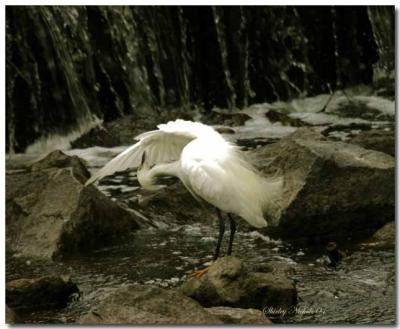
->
6, 6, 393, 153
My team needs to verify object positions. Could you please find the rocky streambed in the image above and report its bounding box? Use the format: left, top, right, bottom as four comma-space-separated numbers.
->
6, 92, 396, 324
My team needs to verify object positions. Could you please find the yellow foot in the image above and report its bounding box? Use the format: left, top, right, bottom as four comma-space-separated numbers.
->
190, 267, 210, 279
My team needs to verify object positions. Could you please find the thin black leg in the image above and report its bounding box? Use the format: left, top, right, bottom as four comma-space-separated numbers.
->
213, 209, 226, 261
227, 214, 236, 255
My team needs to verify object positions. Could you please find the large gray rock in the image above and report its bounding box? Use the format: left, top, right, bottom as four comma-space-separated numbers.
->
6, 275, 78, 311
250, 128, 394, 239
6, 151, 140, 259
181, 256, 297, 310
206, 306, 272, 324
79, 284, 222, 325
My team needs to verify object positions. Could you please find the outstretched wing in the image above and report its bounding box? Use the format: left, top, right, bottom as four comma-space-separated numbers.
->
85, 120, 216, 185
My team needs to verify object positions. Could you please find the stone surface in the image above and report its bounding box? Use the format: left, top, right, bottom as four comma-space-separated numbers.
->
30, 150, 90, 184
202, 110, 252, 126
361, 221, 396, 249
206, 306, 272, 324
349, 129, 394, 156
79, 284, 222, 325
6, 151, 140, 259
6, 306, 17, 324
249, 128, 395, 239
181, 256, 297, 310
6, 275, 78, 311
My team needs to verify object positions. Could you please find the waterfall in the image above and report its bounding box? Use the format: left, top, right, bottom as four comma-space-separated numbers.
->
6, 6, 386, 153
212, 7, 237, 110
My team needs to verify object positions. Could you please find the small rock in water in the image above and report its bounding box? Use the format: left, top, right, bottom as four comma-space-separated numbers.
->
6, 275, 79, 311
181, 256, 297, 310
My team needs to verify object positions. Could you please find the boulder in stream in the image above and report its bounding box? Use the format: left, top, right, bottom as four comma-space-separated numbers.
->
79, 284, 222, 324
250, 128, 395, 239
181, 256, 297, 310
6, 275, 78, 311
6, 150, 141, 259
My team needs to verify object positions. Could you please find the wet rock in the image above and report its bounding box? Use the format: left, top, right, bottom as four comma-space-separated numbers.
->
206, 306, 272, 324
136, 181, 216, 227
202, 110, 251, 127
265, 110, 308, 127
6, 152, 140, 259
181, 256, 297, 310
79, 284, 222, 324
361, 221, 395, 249
371, 222, 395, 242
250, 128, 395, 239
6, 306, 17, 324
214, 126, 236, 134
29, 150, 90, 184
6, 275, 78, 311
251, 260, 296, 277
71, 126, 121, 149
349, 129, 394, 156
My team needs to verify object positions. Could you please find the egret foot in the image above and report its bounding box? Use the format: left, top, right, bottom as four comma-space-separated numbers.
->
190, 267, 210, 279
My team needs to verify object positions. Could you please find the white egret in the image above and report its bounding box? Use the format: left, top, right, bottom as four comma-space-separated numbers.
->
85, 119, 282, 277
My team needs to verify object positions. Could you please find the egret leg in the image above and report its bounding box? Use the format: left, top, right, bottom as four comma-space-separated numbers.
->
213, 209, 226, 261
227, 214, 236, 256
190, 209, 226, 279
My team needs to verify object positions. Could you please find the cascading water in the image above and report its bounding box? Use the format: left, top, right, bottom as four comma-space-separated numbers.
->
6, 6, 393, 154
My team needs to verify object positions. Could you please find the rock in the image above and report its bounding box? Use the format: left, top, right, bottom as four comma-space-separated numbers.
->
136, 182, 216, 227
206, 306, 272, 324
29, 150, 90, 183
79, 284, 222, 325
6, 152, 141, 259
265, 110, 308, 127
71, 126, 121, 149
349, 129, 394, 156
6, 306, 17, 323
250, 128, 395, 239
181, 256, 297, 310
361, 221, 395, 249
202, 110, 251, 127
370, 222, 395, 242
6, 275, 79, 311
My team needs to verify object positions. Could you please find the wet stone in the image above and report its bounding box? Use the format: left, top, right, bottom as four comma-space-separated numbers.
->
6, 275, 79, 311
79, 284, 222, 325
181, 256, 297, 310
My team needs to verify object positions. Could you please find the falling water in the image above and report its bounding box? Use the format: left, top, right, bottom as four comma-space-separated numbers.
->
212, 7, 237, 109
6, 6, 391, 153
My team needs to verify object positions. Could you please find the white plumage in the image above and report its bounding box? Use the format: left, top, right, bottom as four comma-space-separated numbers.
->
86, 119, 283, 230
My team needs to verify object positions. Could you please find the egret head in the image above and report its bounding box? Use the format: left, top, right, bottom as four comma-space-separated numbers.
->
137, 151, 165, 191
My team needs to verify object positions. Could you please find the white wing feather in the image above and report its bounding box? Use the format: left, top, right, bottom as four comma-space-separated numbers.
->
85, 120, 216, 186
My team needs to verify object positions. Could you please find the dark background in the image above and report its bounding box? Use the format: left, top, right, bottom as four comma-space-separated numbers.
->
6, 6, 394, 153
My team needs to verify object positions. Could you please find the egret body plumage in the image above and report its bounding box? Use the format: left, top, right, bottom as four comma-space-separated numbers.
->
86, 119, 282, 272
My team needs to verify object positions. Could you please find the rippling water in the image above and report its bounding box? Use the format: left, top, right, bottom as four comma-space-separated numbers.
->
7, 225, 395, 324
